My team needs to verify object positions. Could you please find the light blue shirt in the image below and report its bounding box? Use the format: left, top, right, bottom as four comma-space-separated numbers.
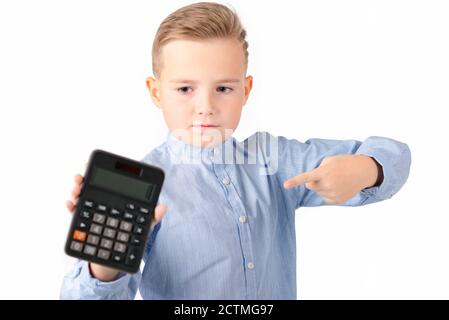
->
60, 131, 411, 299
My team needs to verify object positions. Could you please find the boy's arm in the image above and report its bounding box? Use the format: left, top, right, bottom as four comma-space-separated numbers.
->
272, 134, 411, 209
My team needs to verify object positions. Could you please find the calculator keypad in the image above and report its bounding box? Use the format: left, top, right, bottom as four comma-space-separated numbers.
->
69, 200, 152, 270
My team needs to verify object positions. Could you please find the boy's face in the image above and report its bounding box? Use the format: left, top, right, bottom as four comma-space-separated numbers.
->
146, 38, 253, 147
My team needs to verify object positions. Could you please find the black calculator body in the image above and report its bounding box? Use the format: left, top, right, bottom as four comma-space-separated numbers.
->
65, 149, 165, 273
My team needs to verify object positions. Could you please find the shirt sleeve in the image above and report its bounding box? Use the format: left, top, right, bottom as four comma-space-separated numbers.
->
269, 132, 411, 210
59, 260, 141, 300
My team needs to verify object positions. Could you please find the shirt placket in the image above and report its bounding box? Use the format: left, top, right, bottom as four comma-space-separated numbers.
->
209, 147, 258, 299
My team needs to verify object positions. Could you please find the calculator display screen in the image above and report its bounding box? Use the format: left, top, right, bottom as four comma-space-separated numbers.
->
90, 167, 156, 202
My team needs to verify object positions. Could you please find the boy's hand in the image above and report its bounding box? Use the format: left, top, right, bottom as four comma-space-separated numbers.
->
66, 173, 167, 281
283, 155, 382, 205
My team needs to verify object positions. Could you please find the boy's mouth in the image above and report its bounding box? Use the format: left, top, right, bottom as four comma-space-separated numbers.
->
192, 124, 219, 128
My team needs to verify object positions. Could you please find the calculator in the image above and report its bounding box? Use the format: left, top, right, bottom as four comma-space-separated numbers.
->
65, 149, 165, 273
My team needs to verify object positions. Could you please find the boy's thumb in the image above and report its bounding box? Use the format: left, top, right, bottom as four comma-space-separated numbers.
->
153, 203, 167, 224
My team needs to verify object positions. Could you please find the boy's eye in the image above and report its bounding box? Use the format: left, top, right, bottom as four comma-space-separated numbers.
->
177, 86, 193, 94
217, 86, 233, 93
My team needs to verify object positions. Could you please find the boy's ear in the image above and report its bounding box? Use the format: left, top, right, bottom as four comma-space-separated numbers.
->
243, 75, 253, 106
146, 76, 162, 109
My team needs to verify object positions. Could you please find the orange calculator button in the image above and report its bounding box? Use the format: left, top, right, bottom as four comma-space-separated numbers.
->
73, 230, 87, 242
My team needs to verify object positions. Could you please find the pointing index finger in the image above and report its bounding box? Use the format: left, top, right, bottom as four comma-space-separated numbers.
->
283, 168, 321, 189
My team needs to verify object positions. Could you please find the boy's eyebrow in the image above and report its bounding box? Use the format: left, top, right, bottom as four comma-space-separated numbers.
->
169, 79, 241, 84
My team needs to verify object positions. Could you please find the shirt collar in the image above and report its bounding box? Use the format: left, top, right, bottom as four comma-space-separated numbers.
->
165, 131, 237, 164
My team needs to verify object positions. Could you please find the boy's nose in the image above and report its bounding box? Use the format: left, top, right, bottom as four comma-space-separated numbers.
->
195, 93, 215, 115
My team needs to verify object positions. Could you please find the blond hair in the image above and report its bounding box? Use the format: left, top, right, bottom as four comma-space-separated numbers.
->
152, 2, 249, 78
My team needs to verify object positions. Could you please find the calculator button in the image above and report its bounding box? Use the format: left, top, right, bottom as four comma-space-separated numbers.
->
110, 208, 121, 216
97, 249, 111, 260
86, 234, 100, 246
123, 212, 134, 220
106, 217, 119, 228
73, 230, 87, 242
131, 236, 142, 246
89, 223, 103, 235
103, 228, 117, 239
120, 221, 133, 232
83, 200, 94, 208
114, 242, 127, 253
125, 248, 140, 266
83, 245, 97, 256
133, 226, 144, 235
117, 232, 130, 243
125, 254, 137, 266
70, 241, 84, 252
77, 221, 88, 229
136, 215, 146, 224
112, 254, 123, 263
80, 210, 92, 219
97, 204, 107, 212
126, 203, 136, 211
93, 213, 106, 224
139, 206, 151, 214
100, 238, 113, 249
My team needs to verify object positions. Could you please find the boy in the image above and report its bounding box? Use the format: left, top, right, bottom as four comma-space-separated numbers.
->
61, 2, 411, 299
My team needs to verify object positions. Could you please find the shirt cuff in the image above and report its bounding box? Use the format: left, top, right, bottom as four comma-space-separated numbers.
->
356, 150, 390, 200
79, 260, 131, 293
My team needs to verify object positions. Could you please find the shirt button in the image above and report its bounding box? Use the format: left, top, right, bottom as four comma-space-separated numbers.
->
247, 262, 255, 270
239, 215, 247, 223
222, 176, 230, 185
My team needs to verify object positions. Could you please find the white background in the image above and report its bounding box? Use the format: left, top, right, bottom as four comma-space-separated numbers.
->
0, 0, 448, 299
